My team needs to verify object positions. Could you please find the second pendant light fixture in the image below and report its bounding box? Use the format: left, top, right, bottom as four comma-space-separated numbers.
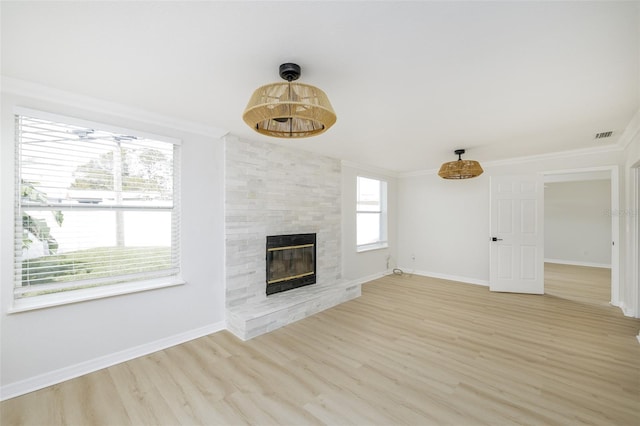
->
438, 149, 484, 179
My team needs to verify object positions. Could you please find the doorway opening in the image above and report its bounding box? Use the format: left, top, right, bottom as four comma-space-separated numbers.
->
542, 167, 619, 307
544, 264, 611, 308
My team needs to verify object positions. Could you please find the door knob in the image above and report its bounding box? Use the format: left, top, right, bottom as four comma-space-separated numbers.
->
491, 237, 503, 242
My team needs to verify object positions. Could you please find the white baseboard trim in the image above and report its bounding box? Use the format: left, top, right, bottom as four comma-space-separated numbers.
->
397, 268, 489, 287
544, 259, 611, 269
353, 270, 393, 285
619, 302, 636, 318
0, 321, 225, 401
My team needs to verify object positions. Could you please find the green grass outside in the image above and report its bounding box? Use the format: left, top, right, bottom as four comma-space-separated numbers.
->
20, 246, 172, 297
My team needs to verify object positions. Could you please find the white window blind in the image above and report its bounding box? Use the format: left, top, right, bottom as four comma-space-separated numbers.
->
14, 111, 181, 299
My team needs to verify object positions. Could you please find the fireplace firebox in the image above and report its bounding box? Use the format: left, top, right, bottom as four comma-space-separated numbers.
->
266, 233, 316, 295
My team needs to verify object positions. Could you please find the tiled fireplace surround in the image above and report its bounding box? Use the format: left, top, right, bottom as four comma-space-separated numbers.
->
225, 137, 361, 340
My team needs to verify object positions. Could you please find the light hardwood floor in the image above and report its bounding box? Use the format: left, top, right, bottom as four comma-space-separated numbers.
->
2, 265, 639, 425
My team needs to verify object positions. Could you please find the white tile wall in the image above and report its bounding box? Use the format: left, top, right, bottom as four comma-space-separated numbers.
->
224, 137, 359, 340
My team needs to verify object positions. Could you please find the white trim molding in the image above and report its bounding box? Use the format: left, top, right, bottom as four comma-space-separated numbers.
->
399, 268, 490, 287
355, 270, 394, 286
1, 76, 229, 139
625, 162, 640, 319
400, 145, 625, 178
544, 259, 612, 269
0, 321, 225, 401
341, 160, 399, 179
9, 278, 186, 314
619, 302, 635, 318
617, 108, 640, 151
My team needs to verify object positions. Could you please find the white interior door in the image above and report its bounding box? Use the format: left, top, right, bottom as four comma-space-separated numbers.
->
490, 175, 544, 294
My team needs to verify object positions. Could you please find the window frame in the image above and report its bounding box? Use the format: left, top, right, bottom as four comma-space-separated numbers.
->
10, 107, 184, 313
356, 175, 388, 252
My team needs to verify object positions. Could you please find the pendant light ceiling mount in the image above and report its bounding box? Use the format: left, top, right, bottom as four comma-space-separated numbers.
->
243, 62, 336, 139
438, 149, 484, 179
279, 63, 301, 82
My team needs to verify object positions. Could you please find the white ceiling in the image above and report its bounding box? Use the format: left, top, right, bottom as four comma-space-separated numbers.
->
2, 1, 638, 173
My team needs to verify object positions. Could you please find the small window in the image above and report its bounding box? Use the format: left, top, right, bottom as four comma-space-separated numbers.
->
356, 176, 388, 251
14, 110, 181, 305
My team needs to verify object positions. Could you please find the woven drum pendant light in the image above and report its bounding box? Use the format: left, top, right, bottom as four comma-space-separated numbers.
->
438, 149, 484, 179
243, 63, 336, 138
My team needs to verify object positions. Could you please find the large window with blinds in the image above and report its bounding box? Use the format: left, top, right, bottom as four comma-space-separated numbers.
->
14, 110, 181, 304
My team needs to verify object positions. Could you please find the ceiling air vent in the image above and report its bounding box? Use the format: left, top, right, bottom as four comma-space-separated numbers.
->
594, 131, 613, 140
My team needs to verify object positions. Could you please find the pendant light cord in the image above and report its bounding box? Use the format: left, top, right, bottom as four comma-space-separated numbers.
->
288, 81, 292, 137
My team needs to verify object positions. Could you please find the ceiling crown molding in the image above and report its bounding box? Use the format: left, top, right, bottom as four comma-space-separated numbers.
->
1, 76, 229, 139
616, 108, 640, 151
341, 160, 399, 179
481, 144, 624, 169
399, 144, 625, 179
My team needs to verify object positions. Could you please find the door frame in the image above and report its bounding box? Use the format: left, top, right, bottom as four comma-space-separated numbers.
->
630, 163, 640, 318
542, 166, 619, 307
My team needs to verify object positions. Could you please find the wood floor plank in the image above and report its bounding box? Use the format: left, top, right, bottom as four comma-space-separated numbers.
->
56, 368, 131, 426
106, 359, 181, 425
2, 264, 638, 425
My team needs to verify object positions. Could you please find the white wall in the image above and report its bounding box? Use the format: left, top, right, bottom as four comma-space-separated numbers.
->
397, 149, 625, 288
544, 180, 612, 267
0, 84, 226, 398
396, 171, 490, 284
341, 163, 398, 281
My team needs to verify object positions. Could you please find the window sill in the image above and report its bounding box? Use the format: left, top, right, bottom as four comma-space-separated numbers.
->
357, 242, 389, 253
8, 277, 185, 314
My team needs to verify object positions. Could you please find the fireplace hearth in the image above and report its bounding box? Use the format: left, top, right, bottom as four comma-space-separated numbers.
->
266, 233, 316, 295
